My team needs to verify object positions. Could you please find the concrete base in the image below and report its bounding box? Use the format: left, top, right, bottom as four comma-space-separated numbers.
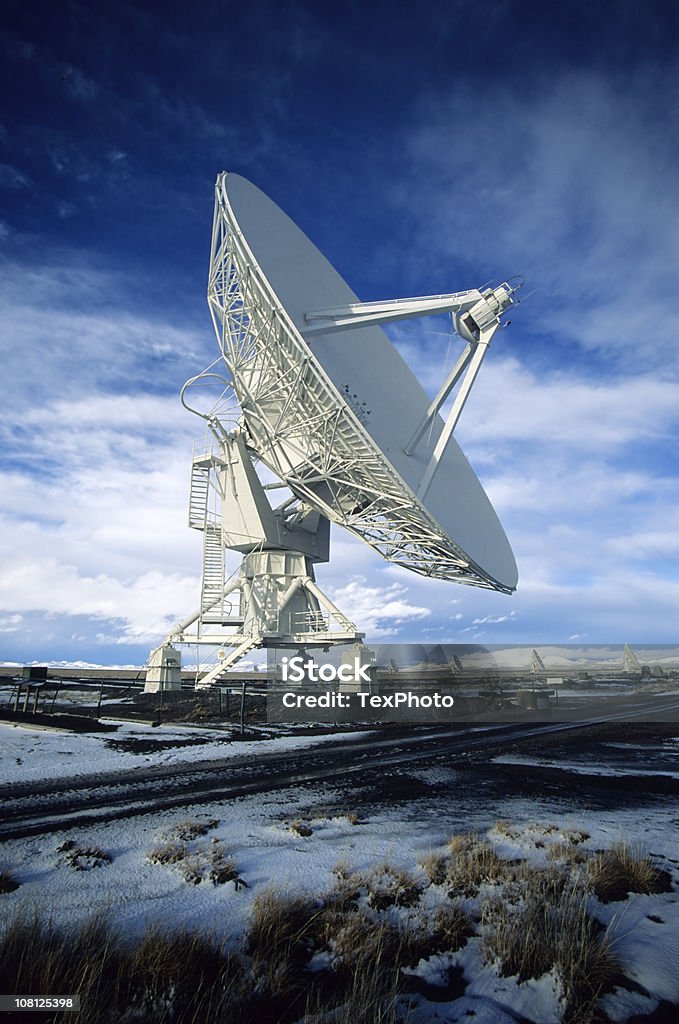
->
145, 643, 182, 693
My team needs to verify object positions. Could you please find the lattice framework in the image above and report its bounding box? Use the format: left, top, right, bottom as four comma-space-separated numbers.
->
205, 178, 512, 594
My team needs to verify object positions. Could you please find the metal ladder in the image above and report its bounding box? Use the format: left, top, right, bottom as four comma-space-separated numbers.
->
201, 524, 227, 621
188, 461, 211, 529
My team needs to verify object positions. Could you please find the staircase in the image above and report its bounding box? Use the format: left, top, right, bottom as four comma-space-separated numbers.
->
186, 449, 245, 629
189, 461, 211, 529
201, 524, 228, 621
195, 635, 261, 688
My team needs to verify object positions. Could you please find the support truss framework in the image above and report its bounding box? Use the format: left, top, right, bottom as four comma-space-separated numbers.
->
206, 178, 513, 593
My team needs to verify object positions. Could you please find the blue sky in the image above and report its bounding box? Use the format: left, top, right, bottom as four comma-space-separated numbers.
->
1, 0, 679, 665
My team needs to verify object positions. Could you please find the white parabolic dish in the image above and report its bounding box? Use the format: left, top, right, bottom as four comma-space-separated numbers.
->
208, 173, 518, 593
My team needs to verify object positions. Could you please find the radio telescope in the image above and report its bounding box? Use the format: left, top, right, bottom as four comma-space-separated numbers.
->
145, 174, 521, 691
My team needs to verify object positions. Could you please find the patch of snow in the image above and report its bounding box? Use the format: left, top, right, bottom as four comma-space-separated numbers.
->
592, 893, 679, 1003
493, 754, 679, 780
0, 721, 371, 786
404, 993, 520, 1023
452, 942, 564, 1023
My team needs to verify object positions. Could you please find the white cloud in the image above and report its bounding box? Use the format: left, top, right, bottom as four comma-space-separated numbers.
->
0, 163, 31, 190
472, 612, 517, 625
327, 576, 430, 638
403, 68, 679, 373
457, 359, 679, 451
605, 527, 679, 561
0, 557, 197, 644
0, 251, 215, 655
0, 253, 210, 420
391, 336, 679, 457
0, 614, 22, 633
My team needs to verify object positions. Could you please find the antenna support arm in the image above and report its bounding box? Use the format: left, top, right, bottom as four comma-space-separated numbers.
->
415, 328, 494, 500
301, 283, 515, 338
304, 283, 517, 501
404, 284, 517, 500
301, 289, 480, 337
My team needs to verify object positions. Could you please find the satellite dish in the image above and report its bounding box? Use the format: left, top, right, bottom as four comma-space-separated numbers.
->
213, 174, 517, 589
145, 173, 521, 691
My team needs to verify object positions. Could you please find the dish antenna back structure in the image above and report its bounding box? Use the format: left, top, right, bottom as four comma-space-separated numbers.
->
146, 174, 521, 691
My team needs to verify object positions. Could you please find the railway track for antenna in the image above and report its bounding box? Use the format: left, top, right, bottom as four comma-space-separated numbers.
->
2, 696, 678, 843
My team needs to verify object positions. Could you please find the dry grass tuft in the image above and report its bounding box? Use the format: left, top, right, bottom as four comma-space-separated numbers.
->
246, 889, 324, 1005
324, 866, 366, 915
547, 842, 588, 865
248, 889, 321, 960
147, 840, 187, 866
482, 874, 618, 1023
332, 858, 353, 881
418, 850, 448, 886
428, 902, 474, 952
244, 884, 423, 1018
304, 926, 406, 1024
182, 854, 206, 885
127, 924, 243, 1021
557, 919, 619, 1024
587, 842, 668, 903
447, 831, 476, 855
513, 863, 569, 903
166, 817, 219, 841
329, 912, 405, 968
59, 843, 111, 868
0, 913, 247, 1023
290, 819, 314, 837
148, 833, 244, 888
0, 913, 126, 1023
446, 835, 512, 895
365, 862, 423, 910
208, 841, 245, 888
404, 902, 474, 961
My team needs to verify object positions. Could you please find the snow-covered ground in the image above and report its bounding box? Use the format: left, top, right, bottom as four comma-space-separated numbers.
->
494, 752, 679, 779
1, 720, 678, 1022
0, 719, 362, 785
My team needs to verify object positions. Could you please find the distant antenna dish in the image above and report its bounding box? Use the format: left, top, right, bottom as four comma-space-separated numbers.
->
146, 174, 522, 691
531, 649, 546, 675
622, 644, 641, 675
